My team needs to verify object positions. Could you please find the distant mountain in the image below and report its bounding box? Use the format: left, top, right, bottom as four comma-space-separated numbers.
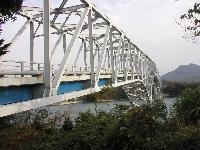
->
161, 63, 200, 82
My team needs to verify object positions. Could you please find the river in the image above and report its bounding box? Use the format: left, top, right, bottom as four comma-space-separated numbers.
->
49, 97, 177, 120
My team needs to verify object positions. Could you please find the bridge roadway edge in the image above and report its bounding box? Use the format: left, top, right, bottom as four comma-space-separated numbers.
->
0, 79, 139, 117
0, 0, 161, 117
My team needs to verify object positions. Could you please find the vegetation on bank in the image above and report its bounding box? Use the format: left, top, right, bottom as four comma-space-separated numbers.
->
84, 86, 128, 102
1, 86, 200, 149
161, 80, 200, 97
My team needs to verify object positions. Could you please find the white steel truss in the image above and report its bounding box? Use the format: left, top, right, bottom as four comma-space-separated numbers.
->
0, 0, 161, 117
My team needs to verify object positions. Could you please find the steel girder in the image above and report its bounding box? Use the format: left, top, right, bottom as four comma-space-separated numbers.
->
0, 0, 161, 116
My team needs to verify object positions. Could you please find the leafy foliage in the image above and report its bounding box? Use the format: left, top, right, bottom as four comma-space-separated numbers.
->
0, 0, 23, 30
161, 80, 200, 97
0, 39, 10, 56
173, 88, 200, 124
0, 0, 23, 56
2, 88, 200, 149
178, 3, 200, 42
85, 86, 128, 102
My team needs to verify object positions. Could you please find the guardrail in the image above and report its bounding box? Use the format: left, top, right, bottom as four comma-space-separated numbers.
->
0, 60, 114, 77
0, 60, 44, 72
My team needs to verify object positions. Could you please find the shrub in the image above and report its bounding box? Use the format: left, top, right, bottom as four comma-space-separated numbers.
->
173, 88, 200, 124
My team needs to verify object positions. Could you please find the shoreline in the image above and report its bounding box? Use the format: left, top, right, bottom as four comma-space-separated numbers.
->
50, 99, 129, 106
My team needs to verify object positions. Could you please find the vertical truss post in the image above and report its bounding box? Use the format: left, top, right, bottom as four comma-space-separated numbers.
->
43, 0, 52, 97
30, 21, 34, 70
110, 27, 115, 84
51, 34, 63, 59
138, 50, 141, 80
147, 61, 150, 87
136, 49, 139, 79
127, 40, 131, 80
122, 39, 127, 81
63, 33, 67, 53
98, 47, 100, 63
88, 8, 95, 88
83, 39, 87, 67
149, 77, 153, 102
143, 56, 146, 86
141, 54, 143, 80
94, 44, 98, 59
74, 40, 84, 66
95, 25, 110, 87
133, 47, 136, 79
119, 54, 122, 70
141, 54, 144, 80
103, 48, 108, 68
108, 50, 110, 68
146, 58, 148, 86
130, 45, 134, 80
114, 52, 117, 72
114, 35, 122, 83
139, 52, 142, 80
146, 60, 148, 86
121, 54, 123, 70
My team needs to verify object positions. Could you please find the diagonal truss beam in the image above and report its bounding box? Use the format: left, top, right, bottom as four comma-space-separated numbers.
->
52, 0, 69, 24
7, 20, 30, 51
0, 0, 161, 117
52, 7, 89, 92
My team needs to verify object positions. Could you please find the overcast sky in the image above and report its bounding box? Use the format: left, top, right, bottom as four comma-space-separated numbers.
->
2, 0, 200, 75
92, 0, 200, 75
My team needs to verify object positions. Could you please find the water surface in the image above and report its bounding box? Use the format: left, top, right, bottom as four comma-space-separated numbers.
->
49, 97, 176, 119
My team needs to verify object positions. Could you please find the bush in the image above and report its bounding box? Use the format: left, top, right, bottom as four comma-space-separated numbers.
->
173, 88, 200, 124
2, 94, 200, 149
85, 86, 128, 102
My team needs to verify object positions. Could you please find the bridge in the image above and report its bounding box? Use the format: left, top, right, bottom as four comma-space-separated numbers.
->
0, 0, 161, 117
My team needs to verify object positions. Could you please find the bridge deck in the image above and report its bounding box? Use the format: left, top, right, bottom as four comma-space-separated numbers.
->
0, 0, 161, 117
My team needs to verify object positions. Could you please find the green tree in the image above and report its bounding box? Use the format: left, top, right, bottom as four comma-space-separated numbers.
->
173, 88, 200, 124
0, 0, 23, 56
178, 3, 200, 41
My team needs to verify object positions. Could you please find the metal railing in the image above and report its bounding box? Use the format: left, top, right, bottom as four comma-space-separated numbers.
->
0, 60, 113, 77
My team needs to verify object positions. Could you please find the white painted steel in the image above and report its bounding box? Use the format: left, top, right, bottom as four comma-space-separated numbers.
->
43, 0, 52, 97
0, 0, 161, 117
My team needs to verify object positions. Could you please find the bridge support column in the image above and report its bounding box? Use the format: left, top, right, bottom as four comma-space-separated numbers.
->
63, 33, 67, 53
136, 49, 140, 80
114, 34, 122, 83
149, 78, 153, 102
141, 54, 144, 80
110, 27, 116, 85
83, 39, 87, 67
138, 50, 142, 80
130, 44, 134, 80
144, 56, 147, 86
95, 25, 110, 87
88, 8, 95, 88
30, 21, 34, 70
122, 39, 127, 82
127, 41, 131, 80
43, 0, 52, 97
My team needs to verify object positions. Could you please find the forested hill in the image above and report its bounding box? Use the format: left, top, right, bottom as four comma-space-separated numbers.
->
161, 63, 200, 82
